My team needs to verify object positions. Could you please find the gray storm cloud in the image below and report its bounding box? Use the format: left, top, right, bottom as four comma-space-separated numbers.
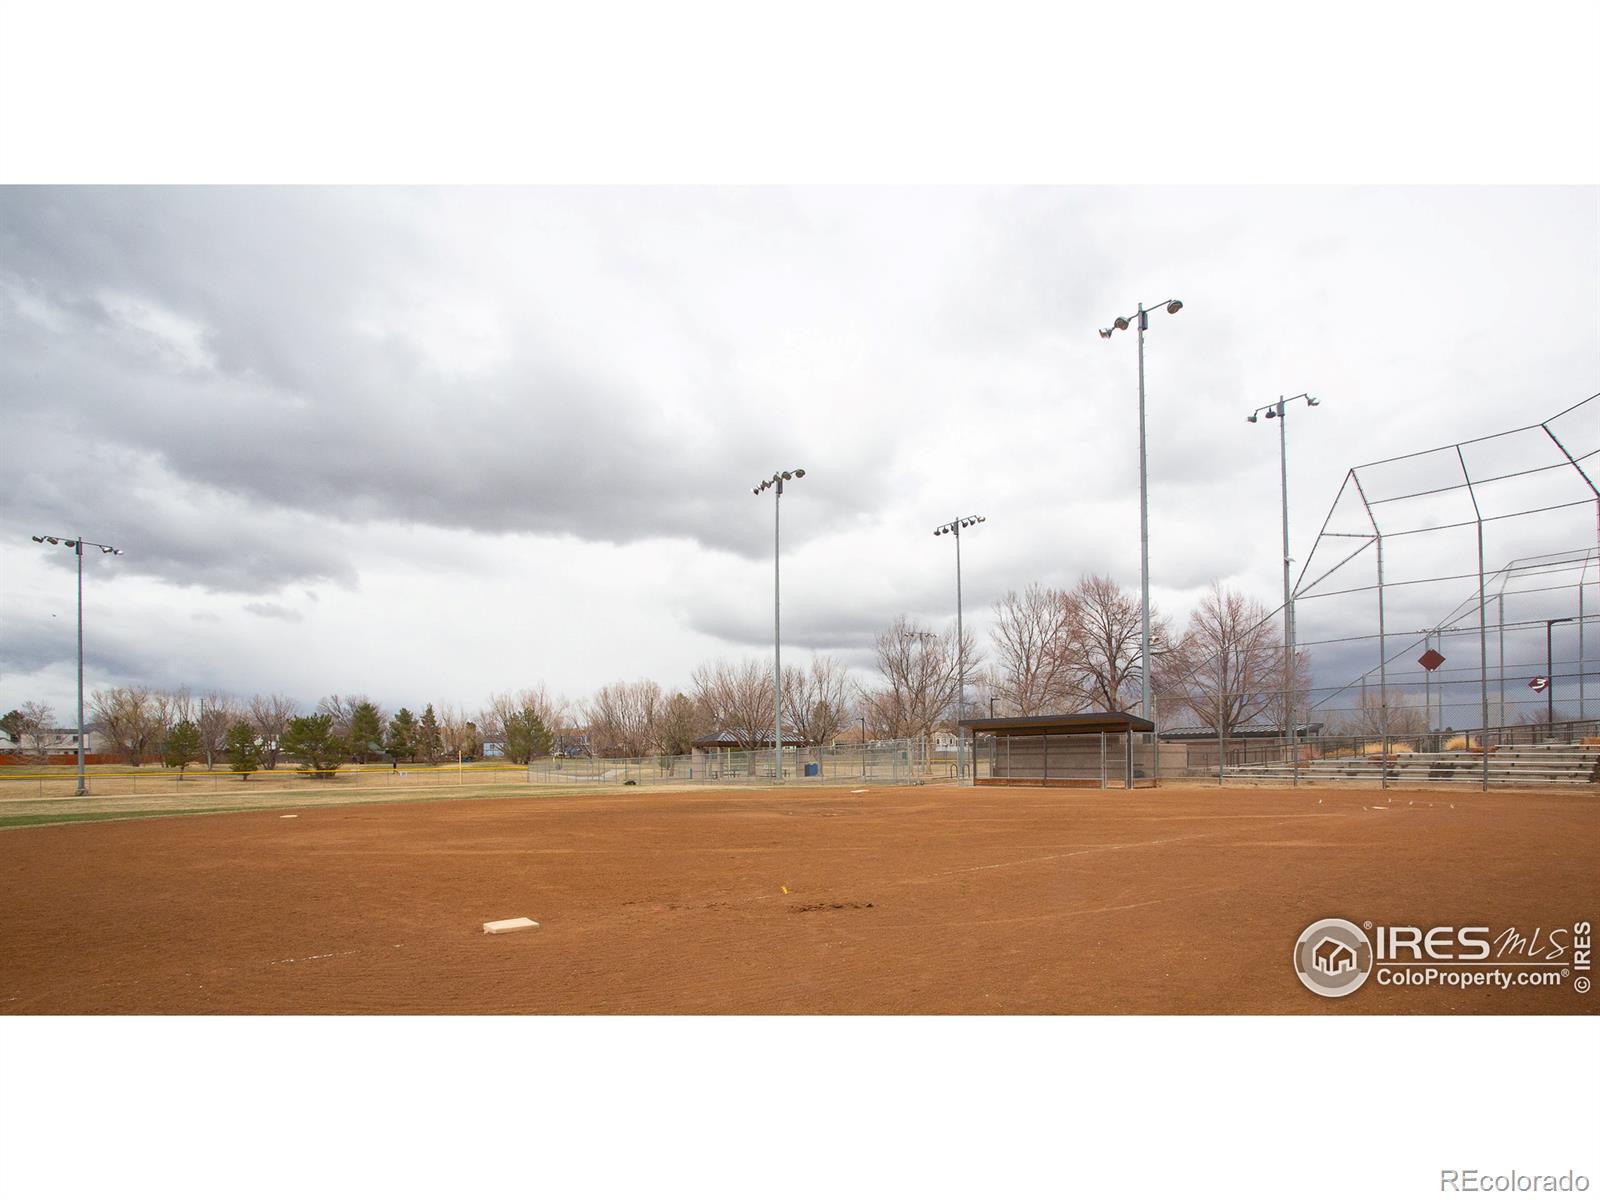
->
0, 187, 890, 594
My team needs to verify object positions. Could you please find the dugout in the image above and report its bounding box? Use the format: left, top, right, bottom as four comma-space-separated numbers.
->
961, 712, 1158, 789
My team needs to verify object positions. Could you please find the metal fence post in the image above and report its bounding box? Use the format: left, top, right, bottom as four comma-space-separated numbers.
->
1100, 731, 1107, 789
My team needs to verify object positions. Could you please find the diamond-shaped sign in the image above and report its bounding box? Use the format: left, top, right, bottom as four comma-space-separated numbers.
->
1529, 676, 1550, 693
1418, 648, 1446, 672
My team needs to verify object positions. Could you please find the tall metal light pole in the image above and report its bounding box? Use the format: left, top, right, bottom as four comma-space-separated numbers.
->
1546, 616, 1575, 728
1100, 299, 1183, 721
754, 468, 805, 783
934, 514, 986, 782
1139, 634, 1170, 729
1247, 393, 1319, 763
31, 534, 124, 797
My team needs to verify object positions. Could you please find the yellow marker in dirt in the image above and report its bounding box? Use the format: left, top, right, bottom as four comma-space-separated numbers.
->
781, 886, 789, 894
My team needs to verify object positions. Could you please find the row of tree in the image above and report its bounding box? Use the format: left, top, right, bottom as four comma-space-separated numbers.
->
13, 574, 1492, 768
984, 575, 1311, 738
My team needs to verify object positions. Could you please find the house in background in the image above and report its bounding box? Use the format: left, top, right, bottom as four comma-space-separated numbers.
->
0, 727, 98, 757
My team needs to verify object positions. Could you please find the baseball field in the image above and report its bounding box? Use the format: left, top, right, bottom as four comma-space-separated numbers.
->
1, 783, 1594, 1015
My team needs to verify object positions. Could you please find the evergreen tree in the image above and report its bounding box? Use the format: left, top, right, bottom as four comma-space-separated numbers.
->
163, 719, 202, 781
282, 714, 346, 774
225, 721, 261, 780
418, 704, 443, 765
348, 701, 383, 763
503, 706, 553, 765
385, 708, 418, 763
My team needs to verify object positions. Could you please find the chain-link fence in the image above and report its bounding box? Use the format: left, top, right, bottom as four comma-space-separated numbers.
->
525, 738, 944, 786
1288, 394, 1597, 746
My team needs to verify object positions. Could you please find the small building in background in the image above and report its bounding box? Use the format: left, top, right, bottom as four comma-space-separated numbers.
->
691, 729, 806, 779
0, 729, 100, 764
0, 727, 98, 758
961, 712, 1161, 788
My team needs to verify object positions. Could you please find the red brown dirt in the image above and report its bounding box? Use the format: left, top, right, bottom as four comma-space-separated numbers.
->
1, 784, 1594, 1014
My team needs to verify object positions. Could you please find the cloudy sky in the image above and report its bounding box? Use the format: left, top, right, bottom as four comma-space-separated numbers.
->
1, 186, 1596, 722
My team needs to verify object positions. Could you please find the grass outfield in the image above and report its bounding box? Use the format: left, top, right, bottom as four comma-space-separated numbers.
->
1, 783, 1594, 1015
0, 760, 541, 806
0, 766, 606, 827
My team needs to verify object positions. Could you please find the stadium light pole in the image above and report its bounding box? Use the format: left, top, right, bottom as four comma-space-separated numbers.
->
1246, 393, 1319, 762
934, 515, 986, 782
1139, 634, 1170, 730
1100, 298, 1183, 722
754, 468, 805, 783
1546, 617, 1575, 728
31, 534, 124, 797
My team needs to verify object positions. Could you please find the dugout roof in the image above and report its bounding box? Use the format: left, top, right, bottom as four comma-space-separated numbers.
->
959, 711, 1154, 736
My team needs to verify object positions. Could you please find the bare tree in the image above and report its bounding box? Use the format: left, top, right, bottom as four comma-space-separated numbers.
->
158, 687, 194, 727
471, 703, 504, 750
989, 583, 1083, 716
1334, 690, 1430, 739
782, 655, 852, 746
585, 679, 665, 757
196, 692, 237, 770
18, 701, 56, 762
692, 658, 776, 750
248, 693, 297, 769
863, 616, 967, 740
91, 686, 164, 766
316, 694, 357, 741
1268, 647, 1315, 736
1066, 574, 1172, 713
1166, 583, 1287, 740
657, 692, 705, 756
433, 704, 480, 760
484, 686, 569, 749
148, 690, 178, 744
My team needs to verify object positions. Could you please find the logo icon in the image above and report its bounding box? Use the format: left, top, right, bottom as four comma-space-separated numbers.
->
1294, 918, 1374, 997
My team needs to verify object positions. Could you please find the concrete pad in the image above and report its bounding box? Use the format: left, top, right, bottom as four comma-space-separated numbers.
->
483, 917, 539, 935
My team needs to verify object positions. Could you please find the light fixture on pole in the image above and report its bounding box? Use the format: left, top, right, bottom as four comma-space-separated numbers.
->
754, 468, 805, 783
31, 534, 124, 797
934, 514, 986, 783
1100, 298, 1184, 722
1246, 392, 1319, 770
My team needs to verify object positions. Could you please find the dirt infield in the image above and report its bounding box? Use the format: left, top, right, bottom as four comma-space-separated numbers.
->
1, 784, 1594, 1014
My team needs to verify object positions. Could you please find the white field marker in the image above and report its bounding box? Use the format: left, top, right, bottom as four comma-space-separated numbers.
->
483, 917, 540, 935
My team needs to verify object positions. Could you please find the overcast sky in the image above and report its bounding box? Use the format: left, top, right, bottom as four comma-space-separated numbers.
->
2, 186, 1596, 723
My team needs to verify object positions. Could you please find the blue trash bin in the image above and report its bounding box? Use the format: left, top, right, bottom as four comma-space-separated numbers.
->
804, 762, 819, 778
